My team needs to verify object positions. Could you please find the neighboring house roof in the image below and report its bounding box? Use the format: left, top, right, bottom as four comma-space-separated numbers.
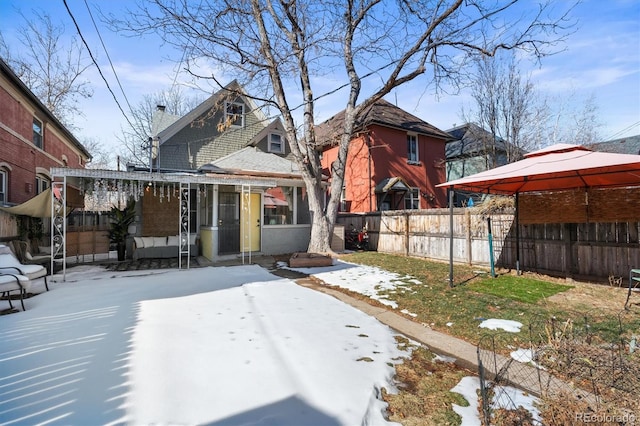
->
157, 80, 268, 144
316, 98, 452, 146
0, 58, 91, 160
586, 135, 640, 155
209, 146, 300, 176
445, 123, 518, 160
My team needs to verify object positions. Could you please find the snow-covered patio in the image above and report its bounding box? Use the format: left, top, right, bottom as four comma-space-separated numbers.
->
0, 264, 410, 425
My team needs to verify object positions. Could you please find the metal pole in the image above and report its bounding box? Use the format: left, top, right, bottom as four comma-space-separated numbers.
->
515, 193, 520, 275
448, 187, 454, 288
487, 217, 496, 278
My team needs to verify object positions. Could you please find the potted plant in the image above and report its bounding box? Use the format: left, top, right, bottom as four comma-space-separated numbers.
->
108, 199, 136, 261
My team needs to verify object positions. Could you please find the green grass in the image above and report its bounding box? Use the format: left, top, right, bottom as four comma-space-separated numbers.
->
339, 252, 632, 344
468, 275, 573, 303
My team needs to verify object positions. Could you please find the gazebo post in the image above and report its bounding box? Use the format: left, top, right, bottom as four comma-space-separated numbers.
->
515, 192, 520, 275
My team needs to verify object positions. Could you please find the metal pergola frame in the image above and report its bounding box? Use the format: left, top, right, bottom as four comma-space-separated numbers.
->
50, 168, 280, 281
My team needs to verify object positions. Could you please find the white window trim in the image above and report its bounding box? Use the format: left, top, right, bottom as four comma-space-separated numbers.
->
407, 133, 419, 163
405, 188, 420, 209
0, 169, 7, 204
268, 132, 284, 153
225, 101, 245, 128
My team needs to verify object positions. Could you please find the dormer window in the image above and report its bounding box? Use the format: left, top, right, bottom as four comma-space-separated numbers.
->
33, 117, 43, 148
268, 133, 284, 154
225, 102, 245, 128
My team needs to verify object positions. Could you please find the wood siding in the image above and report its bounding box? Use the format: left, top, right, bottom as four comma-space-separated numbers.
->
337, 209, 640, 282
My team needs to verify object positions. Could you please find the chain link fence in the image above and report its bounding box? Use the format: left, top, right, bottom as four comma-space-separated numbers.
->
477, 309, 640, 425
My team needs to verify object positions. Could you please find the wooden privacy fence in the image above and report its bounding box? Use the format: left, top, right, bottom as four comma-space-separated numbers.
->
337, 209, 640, 281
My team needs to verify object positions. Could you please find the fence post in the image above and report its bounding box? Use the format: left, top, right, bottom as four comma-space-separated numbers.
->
404, 212, 409, 256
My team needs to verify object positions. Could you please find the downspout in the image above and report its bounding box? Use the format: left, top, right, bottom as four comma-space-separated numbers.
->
366, 134, 372, 212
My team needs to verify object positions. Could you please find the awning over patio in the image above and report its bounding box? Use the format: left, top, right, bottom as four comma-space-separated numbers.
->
436, 144, 640, 286
437, 143, 640, 195
0, 187, 84, 218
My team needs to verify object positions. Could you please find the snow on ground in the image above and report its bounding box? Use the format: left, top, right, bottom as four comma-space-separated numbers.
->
0, 264, 410, 425
282, 260, 421, 314
479, 318, 523, 333
450, 376, 541, 425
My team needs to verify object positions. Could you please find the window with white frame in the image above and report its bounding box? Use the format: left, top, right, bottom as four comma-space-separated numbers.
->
33, 117, 43, 148
36, 175, 49, 194
268, 133, 284, 153
225, 102, 245, 128
407, 133, 418, 163
340, 186, 347, 211
263, 186, 310, 225
0, 169, 6, 204
404, 188, 420, 209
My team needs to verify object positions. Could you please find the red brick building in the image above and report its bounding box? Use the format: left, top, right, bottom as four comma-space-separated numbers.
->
317, 99, 452, 212
0, 58, 90, 206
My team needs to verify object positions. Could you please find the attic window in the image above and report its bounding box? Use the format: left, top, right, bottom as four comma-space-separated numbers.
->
225, 102, 245, 128
268, 133, 284, 153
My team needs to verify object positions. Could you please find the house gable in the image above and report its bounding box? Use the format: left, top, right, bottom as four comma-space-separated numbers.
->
156, 80, 268, 171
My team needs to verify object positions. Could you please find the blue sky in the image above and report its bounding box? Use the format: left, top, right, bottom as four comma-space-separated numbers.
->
0, 0, 638, 157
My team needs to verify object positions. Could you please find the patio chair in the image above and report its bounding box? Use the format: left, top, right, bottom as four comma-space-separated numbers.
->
0, 272, 31, 311
0, 244, 48, 291
9, 240, 54, 273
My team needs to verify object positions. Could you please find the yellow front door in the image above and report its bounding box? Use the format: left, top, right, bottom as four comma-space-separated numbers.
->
240, 192, 261, 252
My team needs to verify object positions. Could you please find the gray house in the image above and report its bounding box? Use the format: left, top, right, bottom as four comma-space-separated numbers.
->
112, 81, 313, 261
445, 123, 524, 206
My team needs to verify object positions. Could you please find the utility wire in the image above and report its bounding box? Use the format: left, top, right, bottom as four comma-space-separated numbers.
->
63, 0, 139, 135
83, 0, 136, 117
606, 121, 640, 141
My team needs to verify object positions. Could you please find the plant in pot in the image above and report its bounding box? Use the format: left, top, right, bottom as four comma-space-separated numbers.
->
108, 199, 136, 261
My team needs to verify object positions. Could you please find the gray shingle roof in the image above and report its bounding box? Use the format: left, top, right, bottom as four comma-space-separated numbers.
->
210, 147, 300, 175
586, 135, 640, 155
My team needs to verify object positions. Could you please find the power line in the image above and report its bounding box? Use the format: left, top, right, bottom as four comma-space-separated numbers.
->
606, 121, 640, 141
62, 0, 139, 136
83, 0, 136, 117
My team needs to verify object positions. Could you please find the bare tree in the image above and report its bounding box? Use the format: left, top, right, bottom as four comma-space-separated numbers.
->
547, 92, 602, 145
117, 87, 204, 167
464, 54, 547, 166
464, 53, 602, 166
82, 137, 114, 170
0, 10, 93, 129
111, 0, 575, 253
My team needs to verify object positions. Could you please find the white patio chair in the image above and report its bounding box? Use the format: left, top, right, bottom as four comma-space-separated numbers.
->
0, 272, 31, 311
0, 244, 48, 291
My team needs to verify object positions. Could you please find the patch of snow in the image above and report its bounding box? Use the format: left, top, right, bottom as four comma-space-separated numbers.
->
1, 264, 410, 425
511, 348, 534, 363
450, 376, 482, 426
433, 354, 457, 363
479, 318, 523, 333
284, 260, 422, 310
451, 376, 541, 425
400, 309, 417, 317
446, 322, 454, 327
